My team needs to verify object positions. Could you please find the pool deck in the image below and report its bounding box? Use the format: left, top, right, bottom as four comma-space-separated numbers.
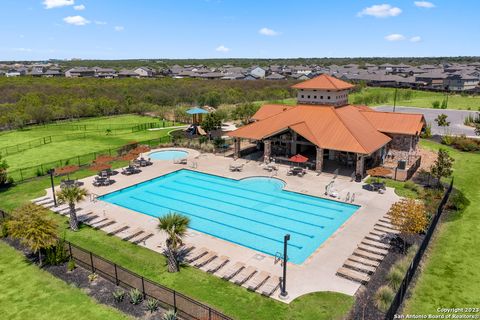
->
42, 147, 399, 303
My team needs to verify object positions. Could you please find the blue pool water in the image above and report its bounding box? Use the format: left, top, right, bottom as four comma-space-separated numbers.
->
149, 150, 188, 160
100, 169, 359, 264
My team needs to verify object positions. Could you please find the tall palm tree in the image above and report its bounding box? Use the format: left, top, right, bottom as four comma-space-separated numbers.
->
158, 212, 190, 273
56, 186, 88, 231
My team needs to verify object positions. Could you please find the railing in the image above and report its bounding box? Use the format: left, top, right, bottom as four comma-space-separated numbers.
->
384, 178, 454, 320
0, 209, 233, 320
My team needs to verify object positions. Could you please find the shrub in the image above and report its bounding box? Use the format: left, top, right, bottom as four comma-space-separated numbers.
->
162, 309, 177, 320
112, 289, 126, 303
447, 189, 470, 212
145, 298, 159, 312
129, 288, 143, 305
88, 273, 98, 282
374, 285, 395, 312
431, 100, 440, 109
67, 259, 76, 272
387, 267, 404, 290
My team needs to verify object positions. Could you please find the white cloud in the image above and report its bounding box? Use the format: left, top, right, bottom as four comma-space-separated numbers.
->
414, 1, 435, 8
259, 27, 279, 36
114, 26, 124, 32
358, 4, 402, 18
43, 0, 74, 9
95, 21, 107, 25
63, 15, 90, 26
385, 33, 406, 41
73, 4, 85, 11
410, 36, 422, 42
215, 45, 230, 52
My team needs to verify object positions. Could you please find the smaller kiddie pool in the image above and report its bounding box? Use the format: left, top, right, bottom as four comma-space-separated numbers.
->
149, 150, 189, 160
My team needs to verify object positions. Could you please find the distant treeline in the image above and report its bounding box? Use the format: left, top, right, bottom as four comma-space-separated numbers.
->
2, 57, 479, 69
0, 77, 294, 129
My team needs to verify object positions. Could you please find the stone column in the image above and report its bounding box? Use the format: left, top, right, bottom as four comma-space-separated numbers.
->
315, 147, 324, 173
233, 138, 241, 160
356, 154, 365, 177
290, 132, 297, 155
263, 140, 272, 164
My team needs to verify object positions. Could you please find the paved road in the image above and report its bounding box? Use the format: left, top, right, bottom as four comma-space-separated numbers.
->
374, 106, 478, 137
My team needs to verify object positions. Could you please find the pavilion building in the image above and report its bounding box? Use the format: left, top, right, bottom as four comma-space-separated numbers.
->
228, 74, 425, 178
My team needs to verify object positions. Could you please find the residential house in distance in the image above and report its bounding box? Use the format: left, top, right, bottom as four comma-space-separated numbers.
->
229, 74, 425, 180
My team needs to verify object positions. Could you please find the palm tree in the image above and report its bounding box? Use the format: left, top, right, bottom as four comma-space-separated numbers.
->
7, 203, 58, 265
157, 212, 190, 272
56, 186, 88, 231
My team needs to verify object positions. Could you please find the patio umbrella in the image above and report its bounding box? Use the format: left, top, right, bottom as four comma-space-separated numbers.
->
89, 162, 112, 172
289, 154, 308, 163
367, 167, 392, 178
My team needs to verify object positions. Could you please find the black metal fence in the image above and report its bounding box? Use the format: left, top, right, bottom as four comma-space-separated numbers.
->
384, 179, 454, 319
0, 209, 233, 320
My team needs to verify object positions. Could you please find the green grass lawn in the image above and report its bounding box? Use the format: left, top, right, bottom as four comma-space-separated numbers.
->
349, 87, 480, 110
403, 140, 480, 313
0, 168, 354, 320
0, 241, 130, 320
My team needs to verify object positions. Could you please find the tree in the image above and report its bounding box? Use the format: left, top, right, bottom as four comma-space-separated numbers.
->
157, 212, 190, 273
0, 155, 9, 186
56, 186, 88, 231
434, 113, 450, 135
389, 199, 428, 253
201, 112, 221, 133
6, 203, 58, 265
430, 148, 454, 187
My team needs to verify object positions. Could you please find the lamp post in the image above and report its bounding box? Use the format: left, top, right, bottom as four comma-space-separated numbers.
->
48, 169, 57, 207
280, 234, 290, 299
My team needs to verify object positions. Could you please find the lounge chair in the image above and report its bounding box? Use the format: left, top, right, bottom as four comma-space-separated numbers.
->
233, 266, 257, 285
221, 262, 245, 280
184, 247, 208, 263
193, 252, 217, 267
260, 276, 280, 296
245, 271, 270, 291
204, 256, 229, 273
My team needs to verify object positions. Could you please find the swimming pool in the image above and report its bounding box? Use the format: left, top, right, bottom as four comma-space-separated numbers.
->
149, 150, 188, 160
100, 170, 359, 264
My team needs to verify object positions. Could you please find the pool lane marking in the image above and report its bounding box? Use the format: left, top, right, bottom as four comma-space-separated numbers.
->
182, 173, 345, 213
171, 179, 337, 221
143, 190, 315, 239
127, 195, 304, 250
157, 183, 326, 229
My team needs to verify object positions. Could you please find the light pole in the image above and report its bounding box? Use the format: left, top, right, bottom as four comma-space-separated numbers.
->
280, 234, 290, 299
48, 169, 57, 207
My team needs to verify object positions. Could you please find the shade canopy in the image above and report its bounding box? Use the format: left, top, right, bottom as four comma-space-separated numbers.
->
289, 154, 308, 163
186, 107, 208, 115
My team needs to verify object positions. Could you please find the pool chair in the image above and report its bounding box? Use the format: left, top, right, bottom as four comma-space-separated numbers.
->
184, 247, 208, 263
193, 251, 217, 268
233, 266, 257, 285
221, 262, 245, 280
260, 276, 280, 296
245, 271, 270, 291
205, 256, 229, 273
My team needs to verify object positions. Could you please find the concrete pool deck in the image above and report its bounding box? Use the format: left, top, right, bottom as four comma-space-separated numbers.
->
42, 147, 399, 303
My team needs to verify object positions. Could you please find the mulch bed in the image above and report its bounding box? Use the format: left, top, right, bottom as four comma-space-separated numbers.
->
1, 238, 173, 320
348, 234, 423, 320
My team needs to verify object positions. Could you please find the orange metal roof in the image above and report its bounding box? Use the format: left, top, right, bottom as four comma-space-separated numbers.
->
291, 74, 355, 90
251, 104, 295, 121
360, 110, 425, 135
229, 104, 391, 154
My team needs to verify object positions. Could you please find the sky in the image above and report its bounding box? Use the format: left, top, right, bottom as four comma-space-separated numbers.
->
0, 0, 479, 60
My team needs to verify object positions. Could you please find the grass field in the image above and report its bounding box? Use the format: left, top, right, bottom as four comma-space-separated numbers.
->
1, 115, 179, 171
0, 241, 130, 320
0, 168, 354, 320
404, 140, 480, 313
256, 87, 480, 110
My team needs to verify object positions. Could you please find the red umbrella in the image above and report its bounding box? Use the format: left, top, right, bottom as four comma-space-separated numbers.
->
289, 154, 308, 163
